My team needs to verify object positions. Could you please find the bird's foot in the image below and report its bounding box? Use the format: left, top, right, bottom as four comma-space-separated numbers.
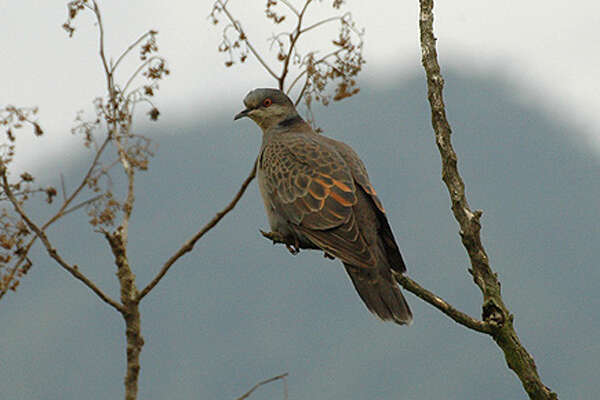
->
323, 252, 335, 260
260, 230, 300, 255
286, 243, 300, 255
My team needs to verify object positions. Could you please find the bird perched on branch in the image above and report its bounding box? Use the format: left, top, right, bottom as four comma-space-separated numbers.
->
234, 88, 412, 325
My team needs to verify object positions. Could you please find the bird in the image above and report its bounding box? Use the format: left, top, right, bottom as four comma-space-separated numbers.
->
234, 88, 412, 325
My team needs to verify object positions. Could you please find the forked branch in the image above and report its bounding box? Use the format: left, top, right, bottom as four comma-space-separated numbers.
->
417, 1, 557, 398
211, 0, 364, 111
0, 164, 123, 312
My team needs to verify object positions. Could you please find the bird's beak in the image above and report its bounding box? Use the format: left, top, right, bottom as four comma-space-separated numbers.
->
234, 108, 250, 121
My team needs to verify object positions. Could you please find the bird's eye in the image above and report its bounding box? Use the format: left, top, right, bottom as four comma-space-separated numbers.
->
263, 98, 272, 107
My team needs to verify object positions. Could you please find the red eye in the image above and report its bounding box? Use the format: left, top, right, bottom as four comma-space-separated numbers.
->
263, 98, 272, 107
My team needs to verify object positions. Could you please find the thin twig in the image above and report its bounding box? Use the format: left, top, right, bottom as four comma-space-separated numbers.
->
0, 259, 27, 300
236, 373, 289, 400
61, 194, 104, 217
0, 234, 37, 300
91, 1, 113, 98
137, 159, 258, 301
293, 77, 309, 106
0, 165, 123, 312
60, 173, 67, 202
286, 47, 345, 94
42, 137, 111, 230
216, 0, 280, 81
299, 15, 342, 34
122, 55, 163, 95
113, 134, 135, 246
278, 0, 312, 89
113, 30, 156, 71
279, 0, 299, 17
0, 133, 111, 301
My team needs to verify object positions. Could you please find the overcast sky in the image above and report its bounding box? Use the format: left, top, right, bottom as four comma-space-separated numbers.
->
2, 2, 599, 399
2, 0, 600, 174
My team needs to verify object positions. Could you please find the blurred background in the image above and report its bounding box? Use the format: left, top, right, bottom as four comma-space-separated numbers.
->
1, 1, 599, 399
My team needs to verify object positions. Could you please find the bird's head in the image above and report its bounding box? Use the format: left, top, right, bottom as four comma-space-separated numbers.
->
234, 88, 300, 131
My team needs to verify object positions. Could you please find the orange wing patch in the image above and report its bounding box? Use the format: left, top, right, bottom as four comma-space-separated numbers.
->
329, 190, 354, 207
361, 183, 385, 213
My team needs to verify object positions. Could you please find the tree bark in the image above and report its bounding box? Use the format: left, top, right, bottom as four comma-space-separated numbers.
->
417, 1, 558, 399
105, 230, 144, 400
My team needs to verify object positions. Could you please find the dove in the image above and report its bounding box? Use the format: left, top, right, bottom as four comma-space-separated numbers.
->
235, 88, 412, 325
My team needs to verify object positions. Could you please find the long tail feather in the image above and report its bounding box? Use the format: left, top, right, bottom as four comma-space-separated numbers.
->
344, 264, 412, 325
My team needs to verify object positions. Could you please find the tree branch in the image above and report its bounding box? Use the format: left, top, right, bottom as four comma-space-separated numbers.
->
278, 0, 312, 90
42, 137, 111, 230
0, 164, 123, 312
395, 275, 492, 334
91, 1, 113, 99
278, 0, 299, 17
103, 229, 143, 400
418, 1, 557, 399
285, 47, 345, 95
113, 30, 156, 72
216, 0, 280, 81
236, 373, 289, 400
298, 15, 342, 35
137, 159, 257, 301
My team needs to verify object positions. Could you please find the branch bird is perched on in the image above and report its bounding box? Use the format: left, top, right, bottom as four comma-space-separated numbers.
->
235, 88, 412, 325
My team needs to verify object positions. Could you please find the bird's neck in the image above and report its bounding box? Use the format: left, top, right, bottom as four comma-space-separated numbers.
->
264, 114, 312, 135
277, 114, 304, 128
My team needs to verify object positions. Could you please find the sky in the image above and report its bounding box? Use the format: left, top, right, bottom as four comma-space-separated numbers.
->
2, 1, 600, 399
2, 0, 600, 175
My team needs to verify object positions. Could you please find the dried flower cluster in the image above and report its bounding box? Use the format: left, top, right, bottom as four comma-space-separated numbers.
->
1, 106, 43, 143
61, 1, 168, 228
1, 0, 169, 300
0, 106, 54, 298
210, 0, 364, 125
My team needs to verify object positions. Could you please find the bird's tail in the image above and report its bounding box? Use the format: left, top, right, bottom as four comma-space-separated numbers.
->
344, 264, 412, 325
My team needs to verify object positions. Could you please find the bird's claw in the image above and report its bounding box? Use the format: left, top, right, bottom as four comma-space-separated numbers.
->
323, 252, 335, 260
260, 229, 300, 255
286, 244, 300, 255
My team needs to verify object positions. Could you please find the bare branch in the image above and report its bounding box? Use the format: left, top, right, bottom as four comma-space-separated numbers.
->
236, 373, 289, 400
277, 0, 313, 90
43, 137, 111, 229
215, 0, 280, 80
299, 15, 343, 34
0, 164, 123, 312
60, 173, 67, 202
293, 77, 310, 107
113, 30, 157, 71
0, 254, 31, 300
1, 105, 43, 140
395, 275, 492, 334
285, 47, 345, 94
137, 159, 257, 301
418, 1, 557, 398
61, 194, 104, 217
113, 135, 135, 245
279, 0, 300, 16
91, 1, 113, 98
122, 55, 164, 95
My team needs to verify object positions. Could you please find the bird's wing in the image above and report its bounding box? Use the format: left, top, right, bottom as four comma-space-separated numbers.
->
261, 134, 375, 267
319, 136, 406, 272
320, 136, 385, 212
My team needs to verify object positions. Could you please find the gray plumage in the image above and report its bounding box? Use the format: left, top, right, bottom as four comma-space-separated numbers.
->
235, 88, 412, 325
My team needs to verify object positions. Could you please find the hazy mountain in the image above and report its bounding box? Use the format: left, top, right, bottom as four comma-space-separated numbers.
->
2, 69, 598, 400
